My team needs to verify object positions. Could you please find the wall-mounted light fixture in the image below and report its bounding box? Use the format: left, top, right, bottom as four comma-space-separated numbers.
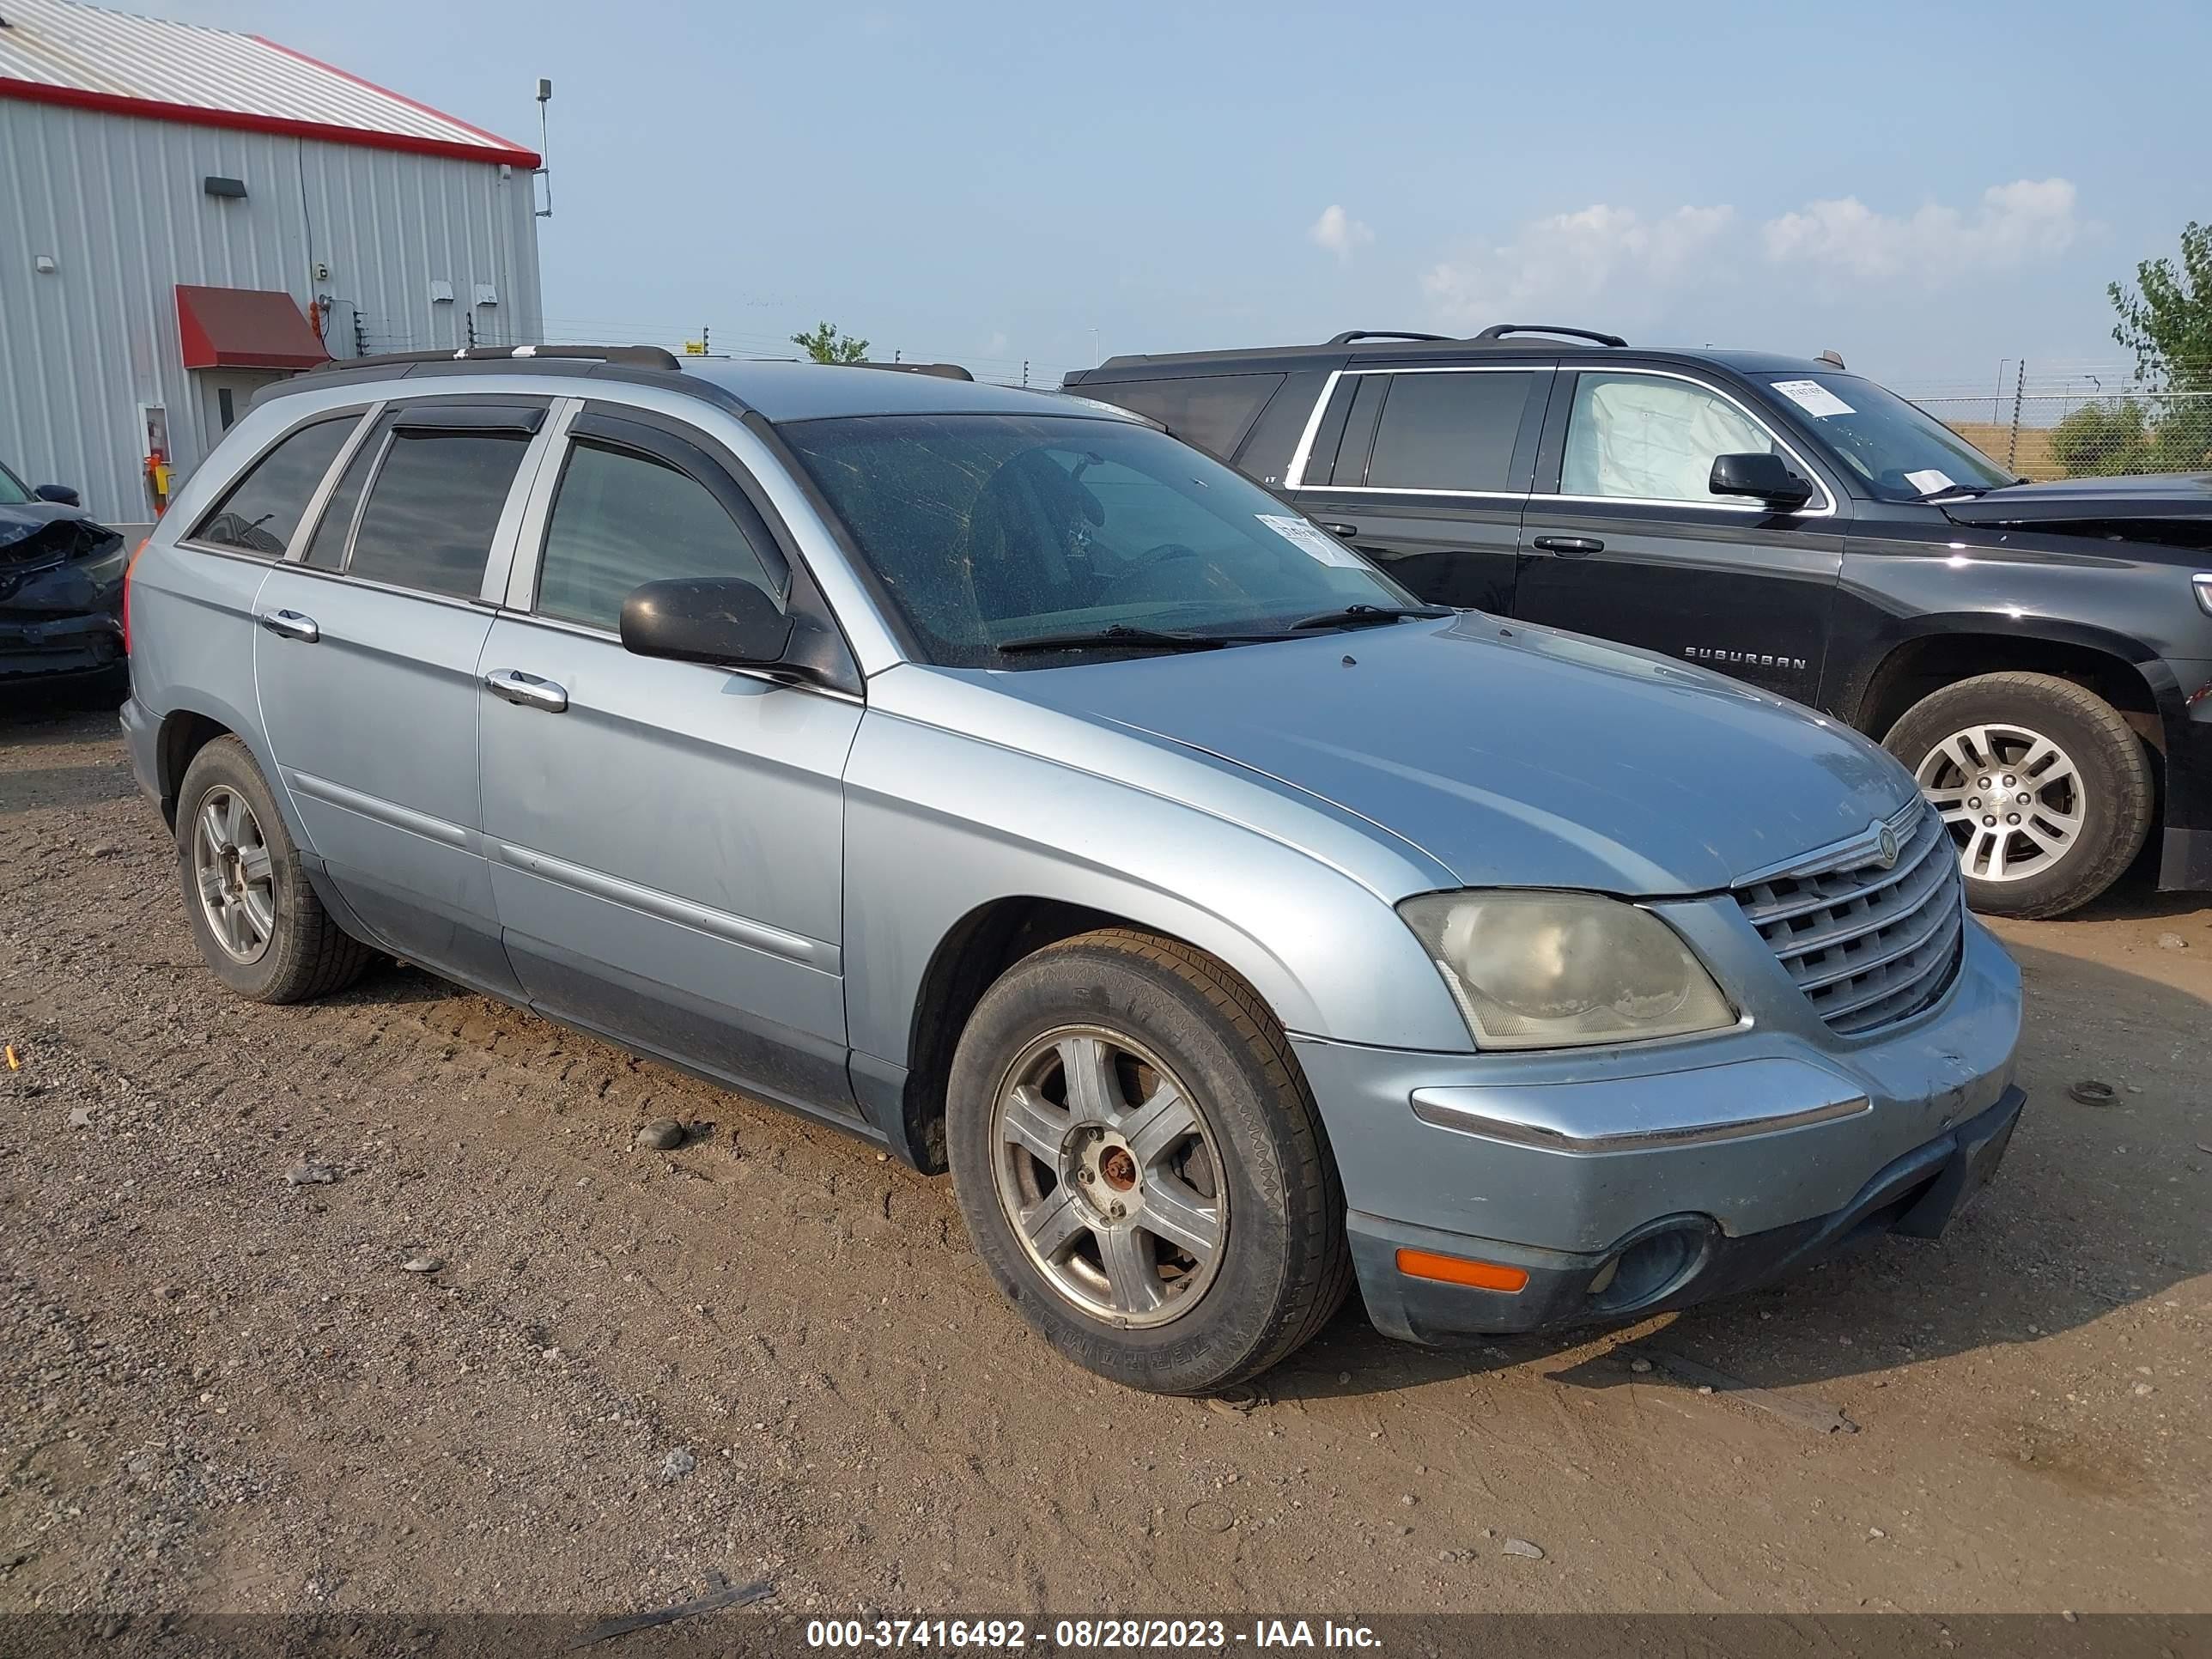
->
204, 175, 247, 198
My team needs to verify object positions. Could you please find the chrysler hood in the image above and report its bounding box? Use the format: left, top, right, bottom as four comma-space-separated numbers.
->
993, 616, 1919, 896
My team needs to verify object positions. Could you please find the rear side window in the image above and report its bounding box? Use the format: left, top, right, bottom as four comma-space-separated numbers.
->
1079, 374, 1285, 459
189, 416, 356, 556
535, 441, 782, 631
1364, 372, 1534, 492
1230, 371, 1329, 488
301, 429, 378, 570
347, 432, 530, 599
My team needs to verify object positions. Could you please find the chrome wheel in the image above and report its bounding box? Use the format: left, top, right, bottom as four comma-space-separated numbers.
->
191, 785, 276, 963
990, 1026, 1228, 1328
1915, 723, 2084, 884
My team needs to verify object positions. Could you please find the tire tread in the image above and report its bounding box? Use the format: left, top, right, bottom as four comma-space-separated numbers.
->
178, 737, 374, 1004
1018, 927, 1354, 1388
1885, 670, 2153, 920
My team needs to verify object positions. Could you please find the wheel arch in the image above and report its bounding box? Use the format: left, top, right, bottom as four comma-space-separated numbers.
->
150, 696, 295, 829
1847, 621, 2166, 751
885, 896, 1292, 1176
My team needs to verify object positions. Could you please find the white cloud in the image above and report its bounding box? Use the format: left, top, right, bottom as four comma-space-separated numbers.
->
1419, 204, 1735, 328
1760, 178, 2079, 282
1308, 204, 1374, 262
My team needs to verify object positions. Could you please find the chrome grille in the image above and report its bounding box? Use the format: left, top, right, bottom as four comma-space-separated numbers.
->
1735, 800, 1965, 1037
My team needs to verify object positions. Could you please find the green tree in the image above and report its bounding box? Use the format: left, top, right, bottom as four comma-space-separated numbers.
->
791, 321, 870, 364
2107, 223, 2212, 471
2050, 399, 2149, 477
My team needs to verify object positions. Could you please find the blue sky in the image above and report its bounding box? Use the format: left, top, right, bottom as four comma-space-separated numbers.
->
142, 0, 2211, 391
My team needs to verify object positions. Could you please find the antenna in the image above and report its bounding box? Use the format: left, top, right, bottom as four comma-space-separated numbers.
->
533, 78, 554, 219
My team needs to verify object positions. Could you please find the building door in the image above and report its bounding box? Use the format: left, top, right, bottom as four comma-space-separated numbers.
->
194, 371, 285, 459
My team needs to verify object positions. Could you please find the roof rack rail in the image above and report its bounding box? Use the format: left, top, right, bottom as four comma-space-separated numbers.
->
1327, 330, 1456, 345
310, 343, 684, 374
848, 361, 975, 381
1472, 324, 1626, 349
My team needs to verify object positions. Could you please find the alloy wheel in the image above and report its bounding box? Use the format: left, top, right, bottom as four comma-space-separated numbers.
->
1914, 722, 2085, 884
990, 1026, 1228, 1328
191, 785, 276, 963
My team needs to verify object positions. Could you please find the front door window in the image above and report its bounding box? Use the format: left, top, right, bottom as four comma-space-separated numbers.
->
1561, 374, 1788, 505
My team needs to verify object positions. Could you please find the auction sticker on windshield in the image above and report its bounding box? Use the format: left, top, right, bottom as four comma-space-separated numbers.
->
1771, 379, 1856, 418
1259, 514, 1366, 568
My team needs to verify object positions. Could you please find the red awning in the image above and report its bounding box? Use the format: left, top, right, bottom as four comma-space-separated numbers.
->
175, 286, 330, 371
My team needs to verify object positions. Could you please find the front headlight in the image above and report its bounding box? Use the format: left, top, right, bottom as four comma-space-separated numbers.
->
1398, 890, 1736, 1050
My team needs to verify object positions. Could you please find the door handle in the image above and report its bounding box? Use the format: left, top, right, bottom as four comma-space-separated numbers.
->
1321, 522, 1359, 538
258, 608, 319, 642
483, 668, 569, 713
1532, 535, 1604, 556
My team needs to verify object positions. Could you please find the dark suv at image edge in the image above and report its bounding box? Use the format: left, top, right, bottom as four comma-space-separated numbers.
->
1066, 326, 2212, 919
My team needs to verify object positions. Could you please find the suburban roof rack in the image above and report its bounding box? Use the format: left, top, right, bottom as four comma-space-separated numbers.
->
309, 343, 684, 374
848, 361, 975, 381
1327, 330, 1456, 345
1472, 324, 1627, 349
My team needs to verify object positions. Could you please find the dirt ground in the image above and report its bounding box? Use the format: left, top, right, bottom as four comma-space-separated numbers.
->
3, 699, 2205, 1630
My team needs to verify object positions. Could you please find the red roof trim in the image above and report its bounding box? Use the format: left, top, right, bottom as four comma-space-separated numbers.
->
0, 76, 541, 169
251, 35, 539, 165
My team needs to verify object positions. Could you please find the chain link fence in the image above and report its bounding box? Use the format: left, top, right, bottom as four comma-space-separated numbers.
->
1897, 362, 2212, 481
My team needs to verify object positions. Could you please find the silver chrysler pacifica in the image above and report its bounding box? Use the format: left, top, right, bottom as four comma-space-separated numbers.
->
121, 347, 2025, 1394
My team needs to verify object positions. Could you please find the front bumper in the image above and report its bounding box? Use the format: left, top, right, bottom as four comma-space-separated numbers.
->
1295, 911, 2023, 1343
2156, 657, 2212, 890
0, 607, 125, 683
1, 540, 127, 684
1350, 1085, 2021, 1341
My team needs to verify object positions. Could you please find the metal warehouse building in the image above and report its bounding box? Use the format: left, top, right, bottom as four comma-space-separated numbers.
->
0, 0, 544, 526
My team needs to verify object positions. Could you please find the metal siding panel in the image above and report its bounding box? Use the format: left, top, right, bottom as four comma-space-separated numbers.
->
0, 99, 536, 522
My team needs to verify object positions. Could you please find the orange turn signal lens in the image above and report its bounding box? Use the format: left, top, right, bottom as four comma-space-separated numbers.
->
1395, 1248, 1529, 1293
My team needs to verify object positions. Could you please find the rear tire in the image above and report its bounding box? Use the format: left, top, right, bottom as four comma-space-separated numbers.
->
945, 928, 1352, 1395
1883, 672, 2153, 919
176, 736, 374, 1002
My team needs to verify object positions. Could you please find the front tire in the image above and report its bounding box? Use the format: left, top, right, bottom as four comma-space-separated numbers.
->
176, 736, 374, 1002
945, 929, 1351, 1395
1883, 672, 2153, 919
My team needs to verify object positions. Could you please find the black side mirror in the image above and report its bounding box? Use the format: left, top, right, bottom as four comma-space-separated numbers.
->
620, 577, 793, 670
34, 483, 80, 507
1709, 452, 1813, 510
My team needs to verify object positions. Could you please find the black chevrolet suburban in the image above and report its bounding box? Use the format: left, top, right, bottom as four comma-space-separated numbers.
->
1065, 326, 2212, 919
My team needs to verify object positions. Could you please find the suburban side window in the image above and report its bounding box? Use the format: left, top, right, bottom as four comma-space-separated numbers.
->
1364, 372, 1535, 492
188, 416, 358, 556
345, 430, 532, 599
534, 441, 782, 632
1560, 373, 1784, 503
1079, 374, 1286, 459
1231, 370, 1330, 488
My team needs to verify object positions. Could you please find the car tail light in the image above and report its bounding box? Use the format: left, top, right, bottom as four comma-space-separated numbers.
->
122, 538, 149, 654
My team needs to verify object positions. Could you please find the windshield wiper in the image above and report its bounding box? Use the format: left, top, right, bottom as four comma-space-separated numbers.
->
1285, 604, 1455, 632
995, 623, 1231, 656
